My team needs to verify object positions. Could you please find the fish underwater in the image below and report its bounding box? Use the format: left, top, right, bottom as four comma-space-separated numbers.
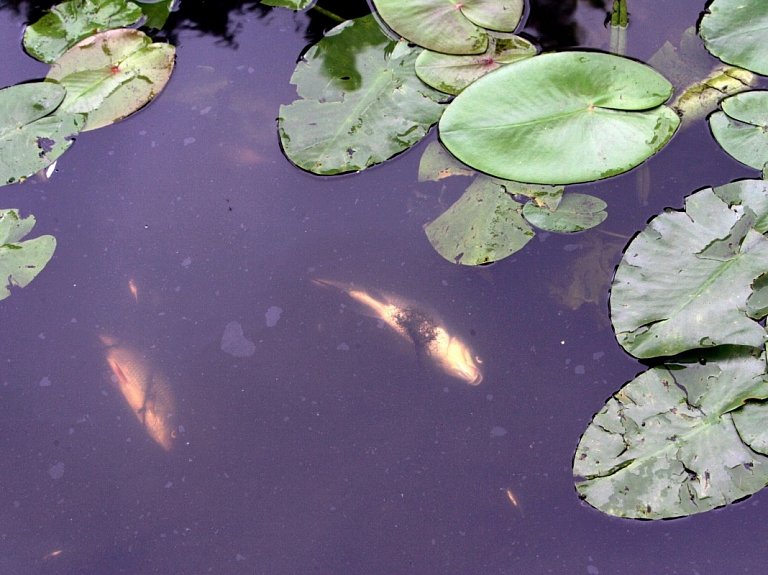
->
313, 280, 483, 385
100, 335, 177, 451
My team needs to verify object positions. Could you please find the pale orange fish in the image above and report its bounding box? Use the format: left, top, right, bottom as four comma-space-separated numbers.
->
313, 280, 482, 385
100, 335, 176, 451
128, 279, 138, 302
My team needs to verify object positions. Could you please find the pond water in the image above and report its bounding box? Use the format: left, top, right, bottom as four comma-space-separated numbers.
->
0, 1, 766, 574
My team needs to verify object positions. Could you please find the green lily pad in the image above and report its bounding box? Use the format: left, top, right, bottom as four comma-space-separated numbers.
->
0, 210, 56, 301
417, 141, 474, 181
134, 0, 176, 29
371, 0, 524, 55
574, 346, 768, 520
710, 91, 768, 171
46, 28, 175, 132
712, 178, 768, 234
415, 34, 535, 95
522, 193, 607, 233
700, 0, 768, 76
611, 187, 768, 359
261, 0, 314, 8
278, 15, 446, 175
439, 52, 680, 185
423, 176, 536, 265
0, 82, 85, 186
22, 0, 143, 64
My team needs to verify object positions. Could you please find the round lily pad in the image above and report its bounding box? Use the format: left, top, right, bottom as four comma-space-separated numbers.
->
700, 0, 768, 76
710, 91, 768, 171
439, 51, 680, 185
522, 193, 607, 233
0, 209, 56, 301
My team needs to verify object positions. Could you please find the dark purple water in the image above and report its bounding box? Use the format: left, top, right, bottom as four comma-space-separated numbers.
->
0, 1, 764, 574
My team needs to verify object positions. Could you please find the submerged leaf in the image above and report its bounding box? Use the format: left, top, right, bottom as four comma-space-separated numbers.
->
423, 176, 535, 265
0, 83, 84, 185
522, 193, 607, 233
371, 0, 524, 55
278, 15, 446, 175
574, 347, 768, 520
46, 28, 175, 131
23, 0, 143, 64
0, 210, 56, 301
700, 0, 768, 75
611, 187, 768, 358
439, 52, 679, 185
417, 141, 474, 182
710, 91, 768, 171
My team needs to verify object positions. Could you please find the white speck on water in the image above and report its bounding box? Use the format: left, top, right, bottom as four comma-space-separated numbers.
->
165, 482, 173, 489
575, 365, 586, 375
265, 306, 283, 327
593, 351, 605, 360
220, 321, 256, 357
181, 257, 192, 267
183, 137, 196, 146
38, 333, 45, 339
236, 554, 246, 561
336, 343, 350, 351
490, 426, 508, 437
200, 106, 212, 115
178, 425, 185, 434
486, 394, 493, 401
587, 565, 599, 575
563, 244, 583, 252
39, 377, 52, 387
47, 462, 65, 480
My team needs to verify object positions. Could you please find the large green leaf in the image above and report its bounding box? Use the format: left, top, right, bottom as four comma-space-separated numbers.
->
611, 187, 768, 359
46, 28, 175, 131
277, 15, 446, 176
710, 91, 768, 171
522, 193, 607, 233
371, 0, 523, 55
439, 52, 679, 185
713, 178, 768, 235
0, 82, 85, 186
700, 0, 768, 75
22, 0, 143, 64
574, 347, 768, 520
423, 176, 549, 265
415, 34, 535, 95
0, 210, 56, 301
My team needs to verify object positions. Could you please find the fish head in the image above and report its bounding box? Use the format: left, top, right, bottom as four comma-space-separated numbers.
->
440, 335, 483, 385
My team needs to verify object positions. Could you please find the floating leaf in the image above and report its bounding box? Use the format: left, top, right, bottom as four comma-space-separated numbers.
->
574, 347, 768, 520
522, 193, 607, 233
371, 0, 523, 55
278, 15, 446, 175
418, 140, 474, 182
261, 0, 314, 8
415, 34, 535, 95
439, 52, 679, 185
133, 0, 176, 29
46, 28, 175, 132
700, 0, 768, 75
0, 210, 56, 301
0, 83, 84, 186
22, 0, 143, 64
713, 178, 768, 234
710, 91, 768, 171
611, 187, 768, 359
424, 176, 535, 265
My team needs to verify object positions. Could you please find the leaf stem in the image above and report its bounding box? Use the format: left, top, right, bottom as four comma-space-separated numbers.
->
311, 5, 345, 23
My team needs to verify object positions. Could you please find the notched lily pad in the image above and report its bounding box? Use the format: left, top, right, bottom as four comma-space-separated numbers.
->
574, 347, 768, 520
0, 209, 56, 301
418, 140, 475, 181
522, 193, 606, 233
710, 91, 768, 171
371, 0, 524, 56
439, 52, 680, 185
0, 82, 84, 186
23, 0, 143, 64
611, 187, 768, 359
423, 176, 535, 265
700, 0, 768, 76
46, 28, 176, 131
415, 34, 536, 95
278, 15, 446, 175
713, 178, 768, 234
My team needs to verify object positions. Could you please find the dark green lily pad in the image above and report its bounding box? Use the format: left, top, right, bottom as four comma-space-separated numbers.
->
522, 193, 606, 233
574, 346, 768, 520
134, 0, 176, 29
424, 176, 535, 265
0, 210, 56, 301
46, 28, 175, 131
22, 0, 143, 64
700, 0, 768, 76
278, 15, 446, 175
710, 91, 768, 171
0, 82, 84, 186
415, 34, 535, 95
611, 187, 768, 359
439, 52, 679, 185
371, 0, 524, 55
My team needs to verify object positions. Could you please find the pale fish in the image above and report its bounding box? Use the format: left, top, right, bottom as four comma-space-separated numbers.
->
313, 280, 482, 385
100, 335, 177, 451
